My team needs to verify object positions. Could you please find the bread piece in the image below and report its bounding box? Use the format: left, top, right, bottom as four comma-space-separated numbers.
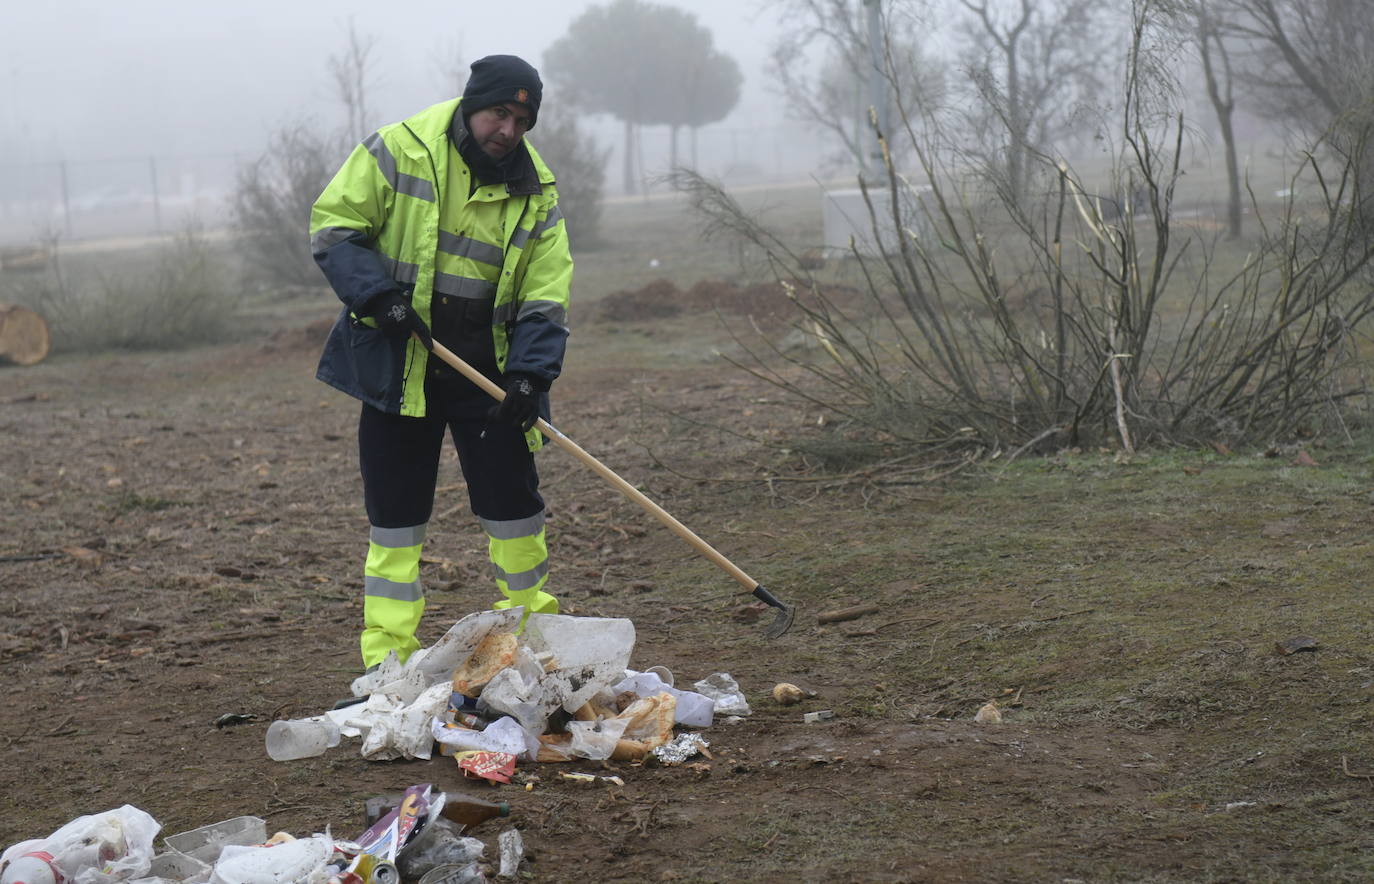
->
452, 632, 519, 695
536, 732, 574, 762
615, 692, 677, 749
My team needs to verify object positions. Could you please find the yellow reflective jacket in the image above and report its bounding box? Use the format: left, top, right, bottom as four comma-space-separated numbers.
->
310, 98, 572, 449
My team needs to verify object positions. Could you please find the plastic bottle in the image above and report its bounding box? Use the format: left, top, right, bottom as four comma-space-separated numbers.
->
437, 793, 510, 832
394, 818, 484, 880
264, 717, 341, 761
0, 851, 63, 884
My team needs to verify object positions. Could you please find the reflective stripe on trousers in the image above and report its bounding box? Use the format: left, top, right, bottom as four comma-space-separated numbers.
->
484, 512, 558, 623
361, 523, 426, 667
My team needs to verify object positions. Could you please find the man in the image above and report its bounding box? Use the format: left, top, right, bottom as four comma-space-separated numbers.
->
310, 54, 571, 669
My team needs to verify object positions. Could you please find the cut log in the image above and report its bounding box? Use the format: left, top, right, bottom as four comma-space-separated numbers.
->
0, 304, 51, 366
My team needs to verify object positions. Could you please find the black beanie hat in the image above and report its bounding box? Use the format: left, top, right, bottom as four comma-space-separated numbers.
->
462, 55, 542, 129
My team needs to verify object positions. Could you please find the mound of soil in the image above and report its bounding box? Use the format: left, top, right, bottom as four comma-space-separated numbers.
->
584, 277, 866, 327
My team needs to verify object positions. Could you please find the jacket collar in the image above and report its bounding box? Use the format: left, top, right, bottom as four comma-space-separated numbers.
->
399, 98, 555, 195
449, 115, 542, 196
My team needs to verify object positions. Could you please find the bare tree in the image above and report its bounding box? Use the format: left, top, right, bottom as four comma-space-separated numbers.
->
328, 19, 379, 140
527, 113, 612, 247
1220, 0, 1374, 125
956, 0, 1113, 207
675, 0, 1374, 462
1193, 0, 1243, 238
1218, 0, 1374, 231
766, 0, 944, 173
431, 35, 468, 98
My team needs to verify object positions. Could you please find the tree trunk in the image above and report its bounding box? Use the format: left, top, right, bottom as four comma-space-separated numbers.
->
635, 123, 647, 196
1218, 108, 1242, 239
1197, 7, 1242, 239
669, 124, 680, 172
0, 304, 51, 366
623, 117, 637, 195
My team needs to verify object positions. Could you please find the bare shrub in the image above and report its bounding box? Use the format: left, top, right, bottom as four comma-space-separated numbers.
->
1, 225, 237, 353
676, 0, 1374, 464
232, 124, 341, 287
533, 112, 610, 247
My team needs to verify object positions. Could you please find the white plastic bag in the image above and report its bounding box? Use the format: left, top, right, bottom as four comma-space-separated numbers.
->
613, 671, 715, 727
356, 682, 452, 760
693, 672, 752, 716
208, 835, 333, 884
477, 614, 636, 733
0, 805, 160, 884
431, 715, 538, 759
566, 716, 630, 760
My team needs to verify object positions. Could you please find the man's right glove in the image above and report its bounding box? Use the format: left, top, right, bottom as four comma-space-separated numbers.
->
368, 292, 432, 350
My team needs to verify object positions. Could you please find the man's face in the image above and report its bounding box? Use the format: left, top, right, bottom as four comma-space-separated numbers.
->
468, 102, 532, 159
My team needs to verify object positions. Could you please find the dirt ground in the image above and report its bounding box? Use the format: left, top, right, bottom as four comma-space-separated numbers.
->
3, 277, 1374, 883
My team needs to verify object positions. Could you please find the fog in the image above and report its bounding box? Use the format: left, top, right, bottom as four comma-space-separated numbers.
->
1, 0, 840, 242
14, 2, 802, 151
0, 1, 1302, 247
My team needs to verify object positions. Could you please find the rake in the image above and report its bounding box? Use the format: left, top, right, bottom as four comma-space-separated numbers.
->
425, 337, 795, 638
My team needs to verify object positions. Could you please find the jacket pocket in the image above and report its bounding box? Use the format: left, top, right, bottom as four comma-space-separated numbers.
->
346, 314, 403, 404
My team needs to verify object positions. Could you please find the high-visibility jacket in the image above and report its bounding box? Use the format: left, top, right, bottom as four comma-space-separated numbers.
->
310, 97, 572, 449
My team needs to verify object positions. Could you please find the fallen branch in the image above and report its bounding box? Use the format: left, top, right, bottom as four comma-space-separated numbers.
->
1032, 608, 1096, 623
1342, 756, 1374, 781
0, 552, 64, 563
817, 603, 880, 624
1000, 425, 1065, 468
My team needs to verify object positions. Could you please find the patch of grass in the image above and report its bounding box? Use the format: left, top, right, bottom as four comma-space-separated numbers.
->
1, 225, 240, 353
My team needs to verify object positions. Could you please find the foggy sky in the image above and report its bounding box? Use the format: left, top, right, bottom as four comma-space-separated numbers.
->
2, 0, 781, 164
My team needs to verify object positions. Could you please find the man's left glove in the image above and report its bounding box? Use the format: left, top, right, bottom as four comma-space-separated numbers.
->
369, 291, 432, 350
489, 374, 542, 432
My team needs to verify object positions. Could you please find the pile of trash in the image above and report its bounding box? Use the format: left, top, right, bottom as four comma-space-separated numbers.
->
0, 612, 757, 884
0, 785, 516, 883
274, 610, 751, 776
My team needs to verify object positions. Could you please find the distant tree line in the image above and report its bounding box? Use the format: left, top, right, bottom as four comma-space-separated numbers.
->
764, 0, 1374, 240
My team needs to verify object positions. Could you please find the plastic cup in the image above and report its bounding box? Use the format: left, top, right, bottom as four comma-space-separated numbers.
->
264, 718, 340, 762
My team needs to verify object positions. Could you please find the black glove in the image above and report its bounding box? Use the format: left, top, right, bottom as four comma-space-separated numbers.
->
368, 292, 432, 350
488, 374, 541, 432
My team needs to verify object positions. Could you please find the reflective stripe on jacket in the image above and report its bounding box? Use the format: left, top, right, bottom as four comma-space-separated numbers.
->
310, 98, 572, 448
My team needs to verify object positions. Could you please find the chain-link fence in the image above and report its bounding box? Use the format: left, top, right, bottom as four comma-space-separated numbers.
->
0, 152, 243, 247
0, 121, 845, 250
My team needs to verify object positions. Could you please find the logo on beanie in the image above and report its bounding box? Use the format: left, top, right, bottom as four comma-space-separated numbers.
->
515, 88, 529, 104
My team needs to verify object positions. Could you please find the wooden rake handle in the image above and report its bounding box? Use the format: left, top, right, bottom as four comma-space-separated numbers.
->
425, 338, 762, 594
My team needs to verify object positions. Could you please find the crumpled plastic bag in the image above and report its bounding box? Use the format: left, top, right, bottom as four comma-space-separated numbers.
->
612, 670, 715, 727
477, 614, 635, 733
431, 714, 540, 759
208, 834, 333, 884
338, 681, 451, 760
348, 610, 526, 702
0, 805, 160, 884
693, 672, 752, 716
566, 716, 630, 761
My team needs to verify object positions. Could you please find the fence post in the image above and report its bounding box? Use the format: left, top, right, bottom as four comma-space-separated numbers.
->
149, 155, 162, 233
59, 159, 72, 238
